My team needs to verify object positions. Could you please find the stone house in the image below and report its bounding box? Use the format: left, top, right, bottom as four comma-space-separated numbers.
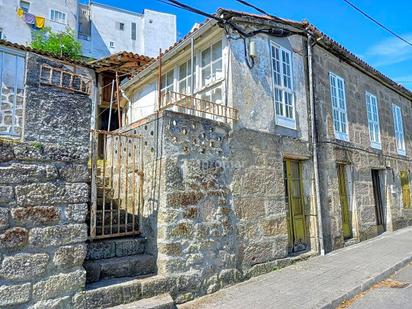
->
2, 7, 412, 309
309, 28, 412, 251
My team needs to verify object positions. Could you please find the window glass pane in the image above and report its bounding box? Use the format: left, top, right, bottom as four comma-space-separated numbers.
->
333, 110, 339, 130
0, 51, 25, 135
179, 62, 186, 80
16, 56, 25, 94
275, 89, 282, 116
202, 48, 211, 67
212, 86, 222, 103
131, 22, 136, 40
167, 71, 173, 86
179, 80, 186, 93
213, 59, 222, 81
282, 50, 292, 89
212, 41, 222, 61
2, 53, 17, 90
20, 1, 30, 12
330, 74, 347, 136
285, 92, 293, 118
201, 67, 210, 87
393, 105, 405, 152
272, 44, 294, 123
160, 75, 166, 90
272, 60, 281, 86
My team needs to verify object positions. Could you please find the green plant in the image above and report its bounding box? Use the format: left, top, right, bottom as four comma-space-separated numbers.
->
31, 27, 82, 60
32, 141, 43, 150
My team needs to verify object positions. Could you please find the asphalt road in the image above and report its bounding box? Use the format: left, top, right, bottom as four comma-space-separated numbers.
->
348, 263, 412, 309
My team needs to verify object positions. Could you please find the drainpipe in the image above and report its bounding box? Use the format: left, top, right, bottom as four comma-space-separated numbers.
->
307, 32, 325, 256
190, 37, 194, 95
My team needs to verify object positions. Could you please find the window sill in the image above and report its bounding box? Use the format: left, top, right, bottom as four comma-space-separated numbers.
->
276, 116, 296, 130
0, 132, 21, 141
397, 149, 406, 156
48, 19, 67, 26
335, 132, 349, 142
197, 78, 224, 94
370, 142, 382, 150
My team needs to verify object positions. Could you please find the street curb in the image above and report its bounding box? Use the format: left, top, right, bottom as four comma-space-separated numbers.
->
320, 255, 412, 309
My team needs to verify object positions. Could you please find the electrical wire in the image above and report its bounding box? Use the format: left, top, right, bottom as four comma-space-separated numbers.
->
157, 0, 295, 70
234, 0, 273, 18
343, 0, 412, 48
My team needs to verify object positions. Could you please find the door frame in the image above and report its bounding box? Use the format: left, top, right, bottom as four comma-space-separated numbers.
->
337, 163, 353, 239
371, 169, 386, 234
284, 159, 307, 253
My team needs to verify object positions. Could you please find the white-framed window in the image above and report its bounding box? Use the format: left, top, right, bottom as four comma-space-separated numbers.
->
200, 40, 222, 88
109, 41, 115, 48
200, 86, 222, 104
160, 69, 174, 106
365, 92, 381, 149
20, 1, 30, 13
329, 73, 349, 141
161, 70, 174, 95
50, 9, 66, 24
270, 42, 295, 129
392, 104, 406, 155
0, 28, 3, 40
0, 47, 26, 136
178, 58, 196, 94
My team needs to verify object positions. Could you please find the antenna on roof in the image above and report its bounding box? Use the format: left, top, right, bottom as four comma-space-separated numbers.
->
234, 0, 275, 19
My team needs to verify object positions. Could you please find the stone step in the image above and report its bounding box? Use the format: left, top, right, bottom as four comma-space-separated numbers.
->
73, 275, 175, 308
86, 237, 147, 260
84, 254, 156, 283
109, 293, 175, 309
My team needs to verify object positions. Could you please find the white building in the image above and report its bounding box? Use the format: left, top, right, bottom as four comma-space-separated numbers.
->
0, 0, 79, 45
0, 1, 177, 59
79, 3, 176, 59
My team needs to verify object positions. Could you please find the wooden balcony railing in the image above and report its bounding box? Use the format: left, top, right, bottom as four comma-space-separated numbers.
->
159, 91, 239, 121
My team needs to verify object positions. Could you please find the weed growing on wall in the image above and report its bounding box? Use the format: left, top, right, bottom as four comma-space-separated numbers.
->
31, 27, 82, 60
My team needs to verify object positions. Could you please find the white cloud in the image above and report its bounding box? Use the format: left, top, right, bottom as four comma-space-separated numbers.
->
364, 34, 412, 67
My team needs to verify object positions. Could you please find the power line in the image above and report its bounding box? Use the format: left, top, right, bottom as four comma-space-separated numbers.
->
343, 0, 412, 47
234, 0, 273, 18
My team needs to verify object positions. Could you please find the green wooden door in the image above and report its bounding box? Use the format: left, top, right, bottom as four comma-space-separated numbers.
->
284, 160, 306, 252
337, 164, 352, 239
400, 171, 411, 209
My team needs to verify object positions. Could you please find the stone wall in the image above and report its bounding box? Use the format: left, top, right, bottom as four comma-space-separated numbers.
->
118, 110, 318, 302
230, 128, 316, 273
0, 51, 94, 308
313, 45, 412, 252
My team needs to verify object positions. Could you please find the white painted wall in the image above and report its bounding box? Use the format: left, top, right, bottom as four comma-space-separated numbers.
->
129, 81, 157, 123
0, 0, 78, 45
142, 9, 176, 57
80, 4, 176, 59
0, 1, 176, 60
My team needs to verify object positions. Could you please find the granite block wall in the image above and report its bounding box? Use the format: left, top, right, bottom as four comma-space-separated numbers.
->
313, 45, 412, 252
0, 51, 94, 308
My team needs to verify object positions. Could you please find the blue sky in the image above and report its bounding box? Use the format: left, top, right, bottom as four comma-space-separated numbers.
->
83, 0, 412, 88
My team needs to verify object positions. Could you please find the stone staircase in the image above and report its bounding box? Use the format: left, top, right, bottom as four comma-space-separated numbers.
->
76, 159, 173, 308
72, 274, 177, 308
84, 237, 156, 284
110, 293, 175, 309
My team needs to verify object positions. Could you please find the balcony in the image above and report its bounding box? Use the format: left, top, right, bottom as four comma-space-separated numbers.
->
159, 91, 239, 122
